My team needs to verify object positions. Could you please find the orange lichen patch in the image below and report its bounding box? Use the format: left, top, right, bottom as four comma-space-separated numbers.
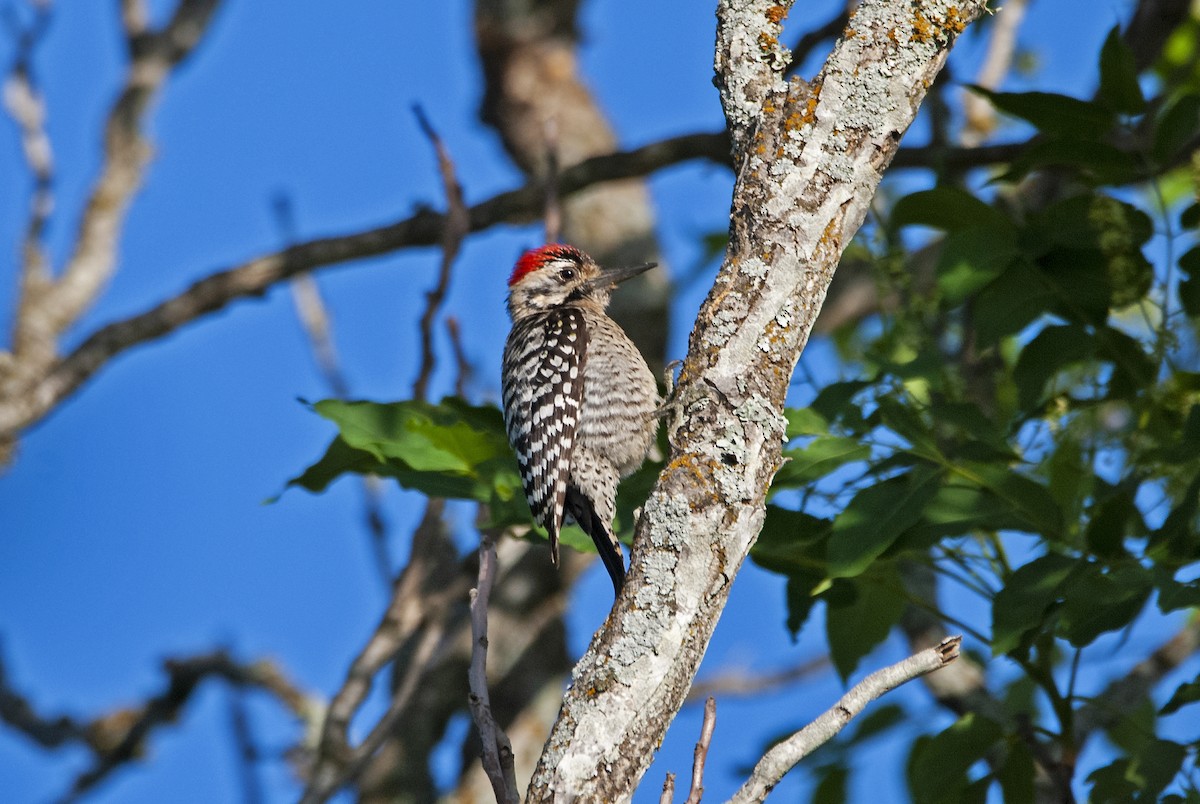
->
765, 4, 788, 24
816, 216, 841, 251
944, 6, 967, 34
912, 4, 967, 43
845, 27, 856, 38
911, 8, 937, 43
757, 31, 777, 53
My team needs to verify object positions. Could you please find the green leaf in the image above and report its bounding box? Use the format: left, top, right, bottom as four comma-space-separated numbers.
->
810, 380, 873, 426
773, 436, 871, 490
828, 470, 943, 578
953, 462, 1064, 538
936, 226, 1023, 305
286, 435, 388, 495
998, 738, 1036, 804
999, 138, 1140, 185
970, 88, 1116, 137
1179, 246, 1200, 317
908, 713, 1004, 804
824, 565, 906, 681
1099, 25, 1146, 114
287, 398, 540, 531
812, 766, 848, 804
312, 398, 510, 472
1013, 324, 1097, 411
892, 187, 1012, 232
1154, 569, 1200, 614
752, 506, 832, 574
1149, 470, 1200, 566
785, 406, 829, 438
1160, 678, 1200, 715
1182, 202, 1200, 231
897, 482, 1030, 548
1011, 324, 1153, 412
973, 259, 1056, 345
847, 703, 905, 742
1129, 740, 1188, 801
1088, 759, 1140, 802
1059, 562, 1152, 647
991, 552, 1075, 655
876, 396, 942, 459
1086, 489, 1136, 558
1153, 93, 1200, 166
753, 506, 832, 635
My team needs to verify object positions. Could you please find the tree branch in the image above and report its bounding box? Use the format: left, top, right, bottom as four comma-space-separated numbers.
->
685, 697, 717, 804
0, 123, 1036, 452
0, 0, 223, 463
467, 531, 519, 804
728, 637, 962, 803
525, 0, 987, 799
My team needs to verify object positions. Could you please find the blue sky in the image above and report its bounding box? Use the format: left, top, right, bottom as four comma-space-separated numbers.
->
1, 2, 1188, 802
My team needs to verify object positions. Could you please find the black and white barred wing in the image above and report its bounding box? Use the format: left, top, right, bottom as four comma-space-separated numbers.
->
501, 308, 588, 564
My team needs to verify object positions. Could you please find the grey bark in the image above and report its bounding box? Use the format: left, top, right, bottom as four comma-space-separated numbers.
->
525, 0, 987, 799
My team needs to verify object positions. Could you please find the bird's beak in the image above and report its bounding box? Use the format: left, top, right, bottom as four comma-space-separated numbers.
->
585, 261, 657, 293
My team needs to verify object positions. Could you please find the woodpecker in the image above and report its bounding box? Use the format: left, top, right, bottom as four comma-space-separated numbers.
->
501, 244, 660, 596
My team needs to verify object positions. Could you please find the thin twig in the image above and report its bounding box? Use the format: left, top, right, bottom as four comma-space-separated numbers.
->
411, 104, 469, 403
34, 650, 312, 802
445, 317, 472, 398
467, 530, 519, 804
272, 192, 393, 586
661, 772, 677, 804
226, 686, 265, 804
2, 0, 56, 360
728, 637, 962, 804
685, 697, 717, 804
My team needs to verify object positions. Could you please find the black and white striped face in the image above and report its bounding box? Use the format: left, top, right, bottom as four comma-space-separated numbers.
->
506, 244, 603, 319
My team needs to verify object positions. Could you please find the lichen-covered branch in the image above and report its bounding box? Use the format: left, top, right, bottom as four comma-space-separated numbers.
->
526, 0, 987, 799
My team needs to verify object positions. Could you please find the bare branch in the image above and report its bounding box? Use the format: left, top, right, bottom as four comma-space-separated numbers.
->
226, 686, 265, 804
33, 650, 311, 802
0, 0, 224, 460
685, 697, 717, 804
468, 531, 520, 804
3, 1, 55, 359
412, 105, 469, 403
445, 316, 473, 398
661, 772, 677, 804
0, 128, 1036, 449
299, 499, 467, 802
728, 637, 962, 803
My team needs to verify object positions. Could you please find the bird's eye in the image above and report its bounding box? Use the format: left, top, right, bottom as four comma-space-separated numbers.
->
558, 268, 575, 281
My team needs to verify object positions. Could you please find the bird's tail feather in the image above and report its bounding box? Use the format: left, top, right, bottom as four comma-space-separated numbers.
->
565, 487, 626, 596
